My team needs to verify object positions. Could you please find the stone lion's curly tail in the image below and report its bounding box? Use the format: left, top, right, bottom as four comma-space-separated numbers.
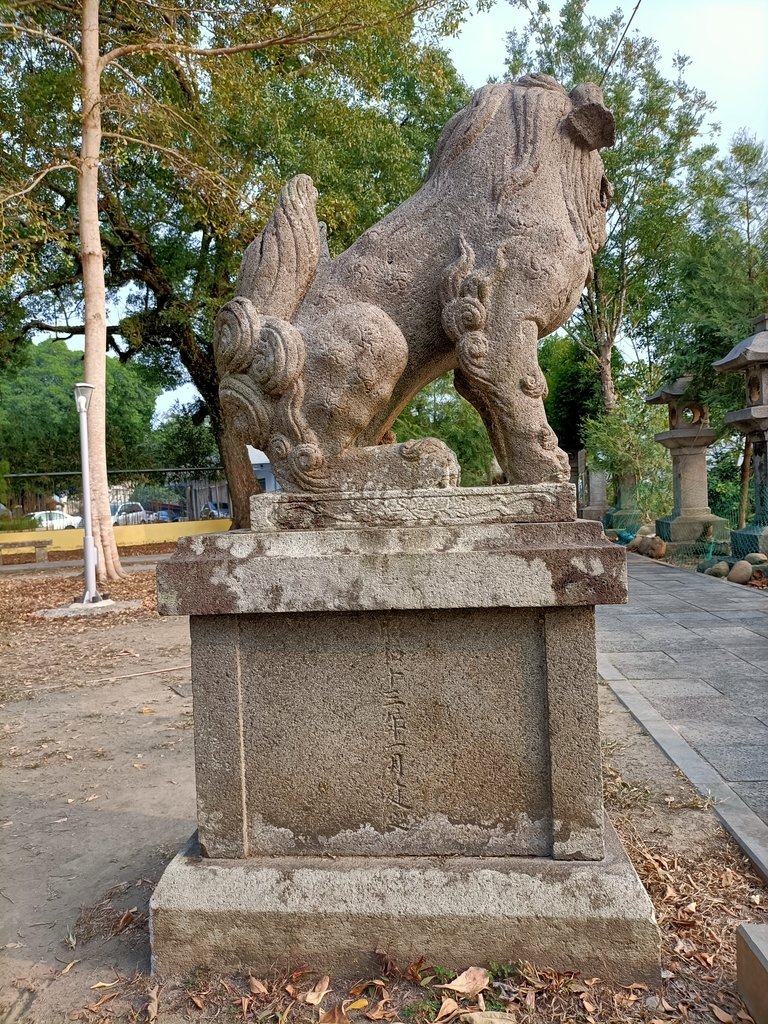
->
215, 175, 321, 455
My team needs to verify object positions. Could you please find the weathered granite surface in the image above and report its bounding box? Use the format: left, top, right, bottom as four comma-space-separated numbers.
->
157, 518, 626, 617
250, 482, 576, 530
187, 602, 603, 861
150, 821, 660, 984
215, 74, 614, 493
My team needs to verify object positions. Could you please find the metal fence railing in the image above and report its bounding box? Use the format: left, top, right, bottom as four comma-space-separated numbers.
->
1, 467, 232, 528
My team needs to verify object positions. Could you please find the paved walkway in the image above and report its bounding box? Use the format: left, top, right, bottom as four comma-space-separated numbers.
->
598, 553, 768, 879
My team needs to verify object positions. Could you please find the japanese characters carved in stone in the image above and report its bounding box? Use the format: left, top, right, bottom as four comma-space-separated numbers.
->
215, 73, 615, 493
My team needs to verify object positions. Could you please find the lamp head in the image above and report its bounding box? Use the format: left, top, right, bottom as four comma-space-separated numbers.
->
73, 382, 95, 413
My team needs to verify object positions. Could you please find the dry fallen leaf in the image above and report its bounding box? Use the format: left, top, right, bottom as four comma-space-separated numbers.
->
86, 992, 119, 1011
146, 983, 159, 1022
91, 980, 120, 990
350, 979, 386, 998
711, 1007, 734, 1024
319, 1005, 349, 1024
305, 976, 331, 1006
366, 999, 396, 1021
435, 997, 460, 1022
460, 1013, 517, 1024
437, 968, 490, 999
346, 998, 369, 1011
60, 959, 80, 975
249, 977, 269, 996
190, 993, 205, 1009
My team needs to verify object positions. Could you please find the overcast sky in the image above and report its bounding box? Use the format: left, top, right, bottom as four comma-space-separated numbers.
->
444, 0, 768, 150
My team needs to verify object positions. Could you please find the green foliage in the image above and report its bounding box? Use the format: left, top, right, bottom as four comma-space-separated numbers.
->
538, 335, 606, 454
582, 366, 672, 522
150, 402, 219, 468
0, 0, 472, 441
394, 374, 494, 486
708, 441, 754, 525
0, 339, 160, 473
653, 133, 768, 422
505, 0, 718, 409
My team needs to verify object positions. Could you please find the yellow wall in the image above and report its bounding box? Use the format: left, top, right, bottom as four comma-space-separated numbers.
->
0, 519, 232, 553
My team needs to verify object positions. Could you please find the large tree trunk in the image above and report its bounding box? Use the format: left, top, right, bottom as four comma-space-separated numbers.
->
211, 408, 260, 529
79, 0, 125, 580
598, 341, 617, 413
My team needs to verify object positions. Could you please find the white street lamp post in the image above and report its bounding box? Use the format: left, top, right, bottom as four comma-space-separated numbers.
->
73, 383, 101, 604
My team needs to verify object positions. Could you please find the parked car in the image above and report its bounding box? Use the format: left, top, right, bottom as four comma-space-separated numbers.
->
153, 508, 180, 523
111, 501, 150, 526
200, 501, 230, 520
28, 509, 83, 530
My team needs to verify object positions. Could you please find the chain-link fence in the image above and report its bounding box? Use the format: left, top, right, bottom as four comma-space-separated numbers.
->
1, 467, 233, 529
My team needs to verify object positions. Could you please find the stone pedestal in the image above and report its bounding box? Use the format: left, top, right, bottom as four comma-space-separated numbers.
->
646, 379, 730, 556
151, 484, 659, 982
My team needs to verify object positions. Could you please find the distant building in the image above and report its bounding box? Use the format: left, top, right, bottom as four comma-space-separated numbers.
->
247, 447, 279, 493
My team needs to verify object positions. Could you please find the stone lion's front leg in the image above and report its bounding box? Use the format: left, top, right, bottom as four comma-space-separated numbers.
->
440, 241, 570, 486
457, 318, 570, 485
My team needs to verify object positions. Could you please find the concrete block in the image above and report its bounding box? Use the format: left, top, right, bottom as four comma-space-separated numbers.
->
151, 820, 660, 985
737, 924, 768, 1024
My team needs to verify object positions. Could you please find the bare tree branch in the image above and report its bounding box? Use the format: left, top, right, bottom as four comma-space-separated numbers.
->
0, 162, 76, 205
0, 19, 83, 63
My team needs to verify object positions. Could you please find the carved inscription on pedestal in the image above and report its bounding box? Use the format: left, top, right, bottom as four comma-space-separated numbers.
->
382, 621, 412, 828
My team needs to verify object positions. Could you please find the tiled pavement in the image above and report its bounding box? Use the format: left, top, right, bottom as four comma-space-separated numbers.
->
597, 553, 768, 879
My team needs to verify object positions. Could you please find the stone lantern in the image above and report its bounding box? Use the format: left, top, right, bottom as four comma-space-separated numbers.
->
713, 313, 768, 557
646, 377, 729, 555
578, 449, 610, 522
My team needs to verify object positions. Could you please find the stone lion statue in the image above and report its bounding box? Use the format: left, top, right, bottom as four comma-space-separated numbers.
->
215, 73, 615, 493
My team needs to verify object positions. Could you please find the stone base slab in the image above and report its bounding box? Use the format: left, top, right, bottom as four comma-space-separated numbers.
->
737, 924, 768, 1024
604, 508, 641, 532
730, 523, 768, 559
250, 483, 576, 530
157, 518, 626, 617
150, 820, 660, 985
655, 513, 730, 545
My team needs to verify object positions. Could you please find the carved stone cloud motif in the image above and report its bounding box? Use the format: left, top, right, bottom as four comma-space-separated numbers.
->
215, 73, 615, 493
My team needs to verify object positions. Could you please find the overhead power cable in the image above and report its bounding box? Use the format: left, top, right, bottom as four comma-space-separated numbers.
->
600, 0, 643, 86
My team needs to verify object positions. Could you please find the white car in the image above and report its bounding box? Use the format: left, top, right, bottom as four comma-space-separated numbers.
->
29, 510, 82, 530
111, 501, 149, 526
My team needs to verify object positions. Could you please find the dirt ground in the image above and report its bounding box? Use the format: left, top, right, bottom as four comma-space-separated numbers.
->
0, 567, 765, 1024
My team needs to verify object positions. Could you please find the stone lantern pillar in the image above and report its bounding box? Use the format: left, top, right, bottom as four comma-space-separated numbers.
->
604, 471, 640, 532
578, 450, 610, 522
713, 313, 768, 557
646, 377, 729, 555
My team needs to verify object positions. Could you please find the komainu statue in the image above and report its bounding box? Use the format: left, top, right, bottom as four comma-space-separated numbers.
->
215, 73, 615, 493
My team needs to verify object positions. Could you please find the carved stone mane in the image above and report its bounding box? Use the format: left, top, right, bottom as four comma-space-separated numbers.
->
216, 73, 615, 493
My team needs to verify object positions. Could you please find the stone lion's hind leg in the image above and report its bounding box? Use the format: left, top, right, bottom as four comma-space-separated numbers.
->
288, 302, 460, 492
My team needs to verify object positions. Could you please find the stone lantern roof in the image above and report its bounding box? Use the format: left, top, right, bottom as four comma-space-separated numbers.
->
713, 313, 768, 435
712, 314, 768, 374
646, 376, 713, 444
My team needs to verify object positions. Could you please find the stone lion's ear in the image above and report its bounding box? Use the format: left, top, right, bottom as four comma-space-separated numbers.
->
565, 102, 616, 149
565, 83, 616, 150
